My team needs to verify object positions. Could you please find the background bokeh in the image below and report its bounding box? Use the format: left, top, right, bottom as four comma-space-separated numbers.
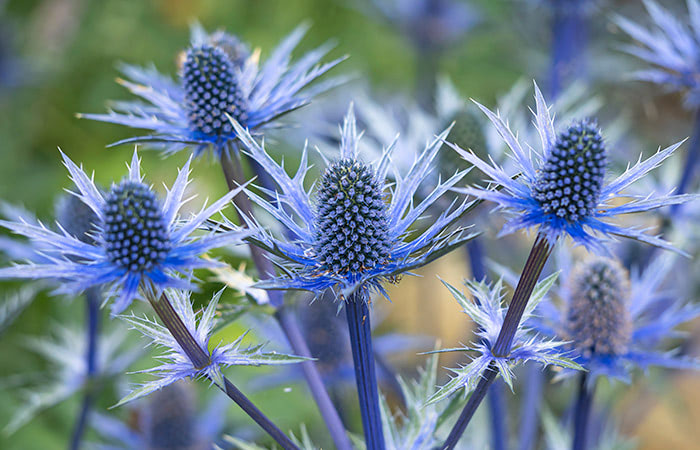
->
0, 0, 698, 449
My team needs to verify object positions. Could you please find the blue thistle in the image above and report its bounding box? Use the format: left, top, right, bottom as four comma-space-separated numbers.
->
0, 151, 249, 314
233, 105, 475, 449
80, 25, 345, 157
536, 252, 700, 382
449, 82, 693, 252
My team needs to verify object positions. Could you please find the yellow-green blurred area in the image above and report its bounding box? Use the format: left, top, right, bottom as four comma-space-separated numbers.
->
0, 0, 698, 449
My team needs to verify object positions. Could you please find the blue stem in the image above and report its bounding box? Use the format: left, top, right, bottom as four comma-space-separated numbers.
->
442, 234, 553, 449
517, 363, 545, 450
572, 373, 594, 450
549, 0, 588, 99
346, 293, 385, 450
673, 110, 700, 208
69, 287, 101, 450
465, 239, 506, 450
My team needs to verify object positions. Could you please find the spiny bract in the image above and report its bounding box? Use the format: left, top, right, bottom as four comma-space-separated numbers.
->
55, 193, 99, 244
315, 159, 391, 275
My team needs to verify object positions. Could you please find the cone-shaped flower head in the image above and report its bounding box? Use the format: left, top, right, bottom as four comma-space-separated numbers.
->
144, 381, 199, 449
565, 257, 632, 358
0, 151, 250, 314
532, 251, 700, 382
232, 105, 476, 299
81, 25, 345, 157
448, 82, 693, 252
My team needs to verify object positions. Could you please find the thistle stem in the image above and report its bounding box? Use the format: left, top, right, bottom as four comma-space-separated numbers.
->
69, 287, 101, 450
220, 152, 352, 450
672, 109, 700, 210
147, 292, 297, 449
442, 234, 553, 449
517, 363, 545, 450
572, 373, 594, 450
345, 292, 385, 450
465, 239, 506, 450
549, 0, 588, 99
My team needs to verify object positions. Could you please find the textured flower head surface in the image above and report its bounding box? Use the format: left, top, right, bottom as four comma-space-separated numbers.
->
80, 24, 345, 157
615, 0, 700, 108
232, 105, 477, 300
5, 323, 140, 434
0, 150, 249, 314
534, 251, 700, 383
361, 0, 479, 51
427, 275, 582, 404
92, 380, 228, 449
116, 289, 308, 406
448, 82, 693, 253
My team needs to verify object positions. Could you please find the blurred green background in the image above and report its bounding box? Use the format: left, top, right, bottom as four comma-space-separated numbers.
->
0, 0, 698, 449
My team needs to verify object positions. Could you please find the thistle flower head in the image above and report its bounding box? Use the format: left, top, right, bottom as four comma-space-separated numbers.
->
532, 250, 700, 382
533, 119, 606, 223
448, 82, 692, 252
314, 159, 391, 276
565, 257, 632, 358
615, 0, 700, 108
144, 381, 198, 449
182, 45, 248, 139
0, 150, 250, 314
81, 25, 345, 157
232, 105, 477, 300
55, 192, 99, 244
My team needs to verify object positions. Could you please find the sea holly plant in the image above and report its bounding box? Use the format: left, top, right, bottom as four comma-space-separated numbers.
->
438, 82, 694, 449
232, 105, 477, 449
80, 24, 345, 159
532, 252, 700, 449
427, 275, 582, 405
0, 150, 305, 449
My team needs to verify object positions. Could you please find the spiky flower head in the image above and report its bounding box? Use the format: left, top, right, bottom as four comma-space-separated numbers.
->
232, 105, 476, 300
144, 382, 199, 450
182, 45, 248, 140
315, 159, 391, 276
615, 0, 700, 108
533, 119, 606, 223
55, 192, 99, 244
0, 151, 250, 314
565, 257, 632, 358
81, 25, 344, 157
448, 82, 693, 252
532, 250, 700, 382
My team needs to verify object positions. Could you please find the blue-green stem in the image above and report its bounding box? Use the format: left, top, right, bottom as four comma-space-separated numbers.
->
346, 292, 385, 450
148, 291, 298, 450
442, 234, 553, 449
465, 239, 506, 450
69, 287, 101, 450
572, 373, 594, 450
220, 151, 353, 450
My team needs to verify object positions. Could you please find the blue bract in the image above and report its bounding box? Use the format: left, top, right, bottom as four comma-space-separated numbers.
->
449, 82, 692, 252
233, 105, 477, 300
80, 25, 345, 157
0, 151, 249, 315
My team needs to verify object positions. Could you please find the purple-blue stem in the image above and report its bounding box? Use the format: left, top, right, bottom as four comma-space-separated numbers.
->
517, 363, 545, 450
466, 239, 506, 450
345, 292, 385, 450
148, 291, 298, 450
69, 287, 100, 450
549, 0, 589, 99
572, 373, 594, 450
220, 152, 353, 450
442, 234, 553, 449
672, 110, 700, 210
